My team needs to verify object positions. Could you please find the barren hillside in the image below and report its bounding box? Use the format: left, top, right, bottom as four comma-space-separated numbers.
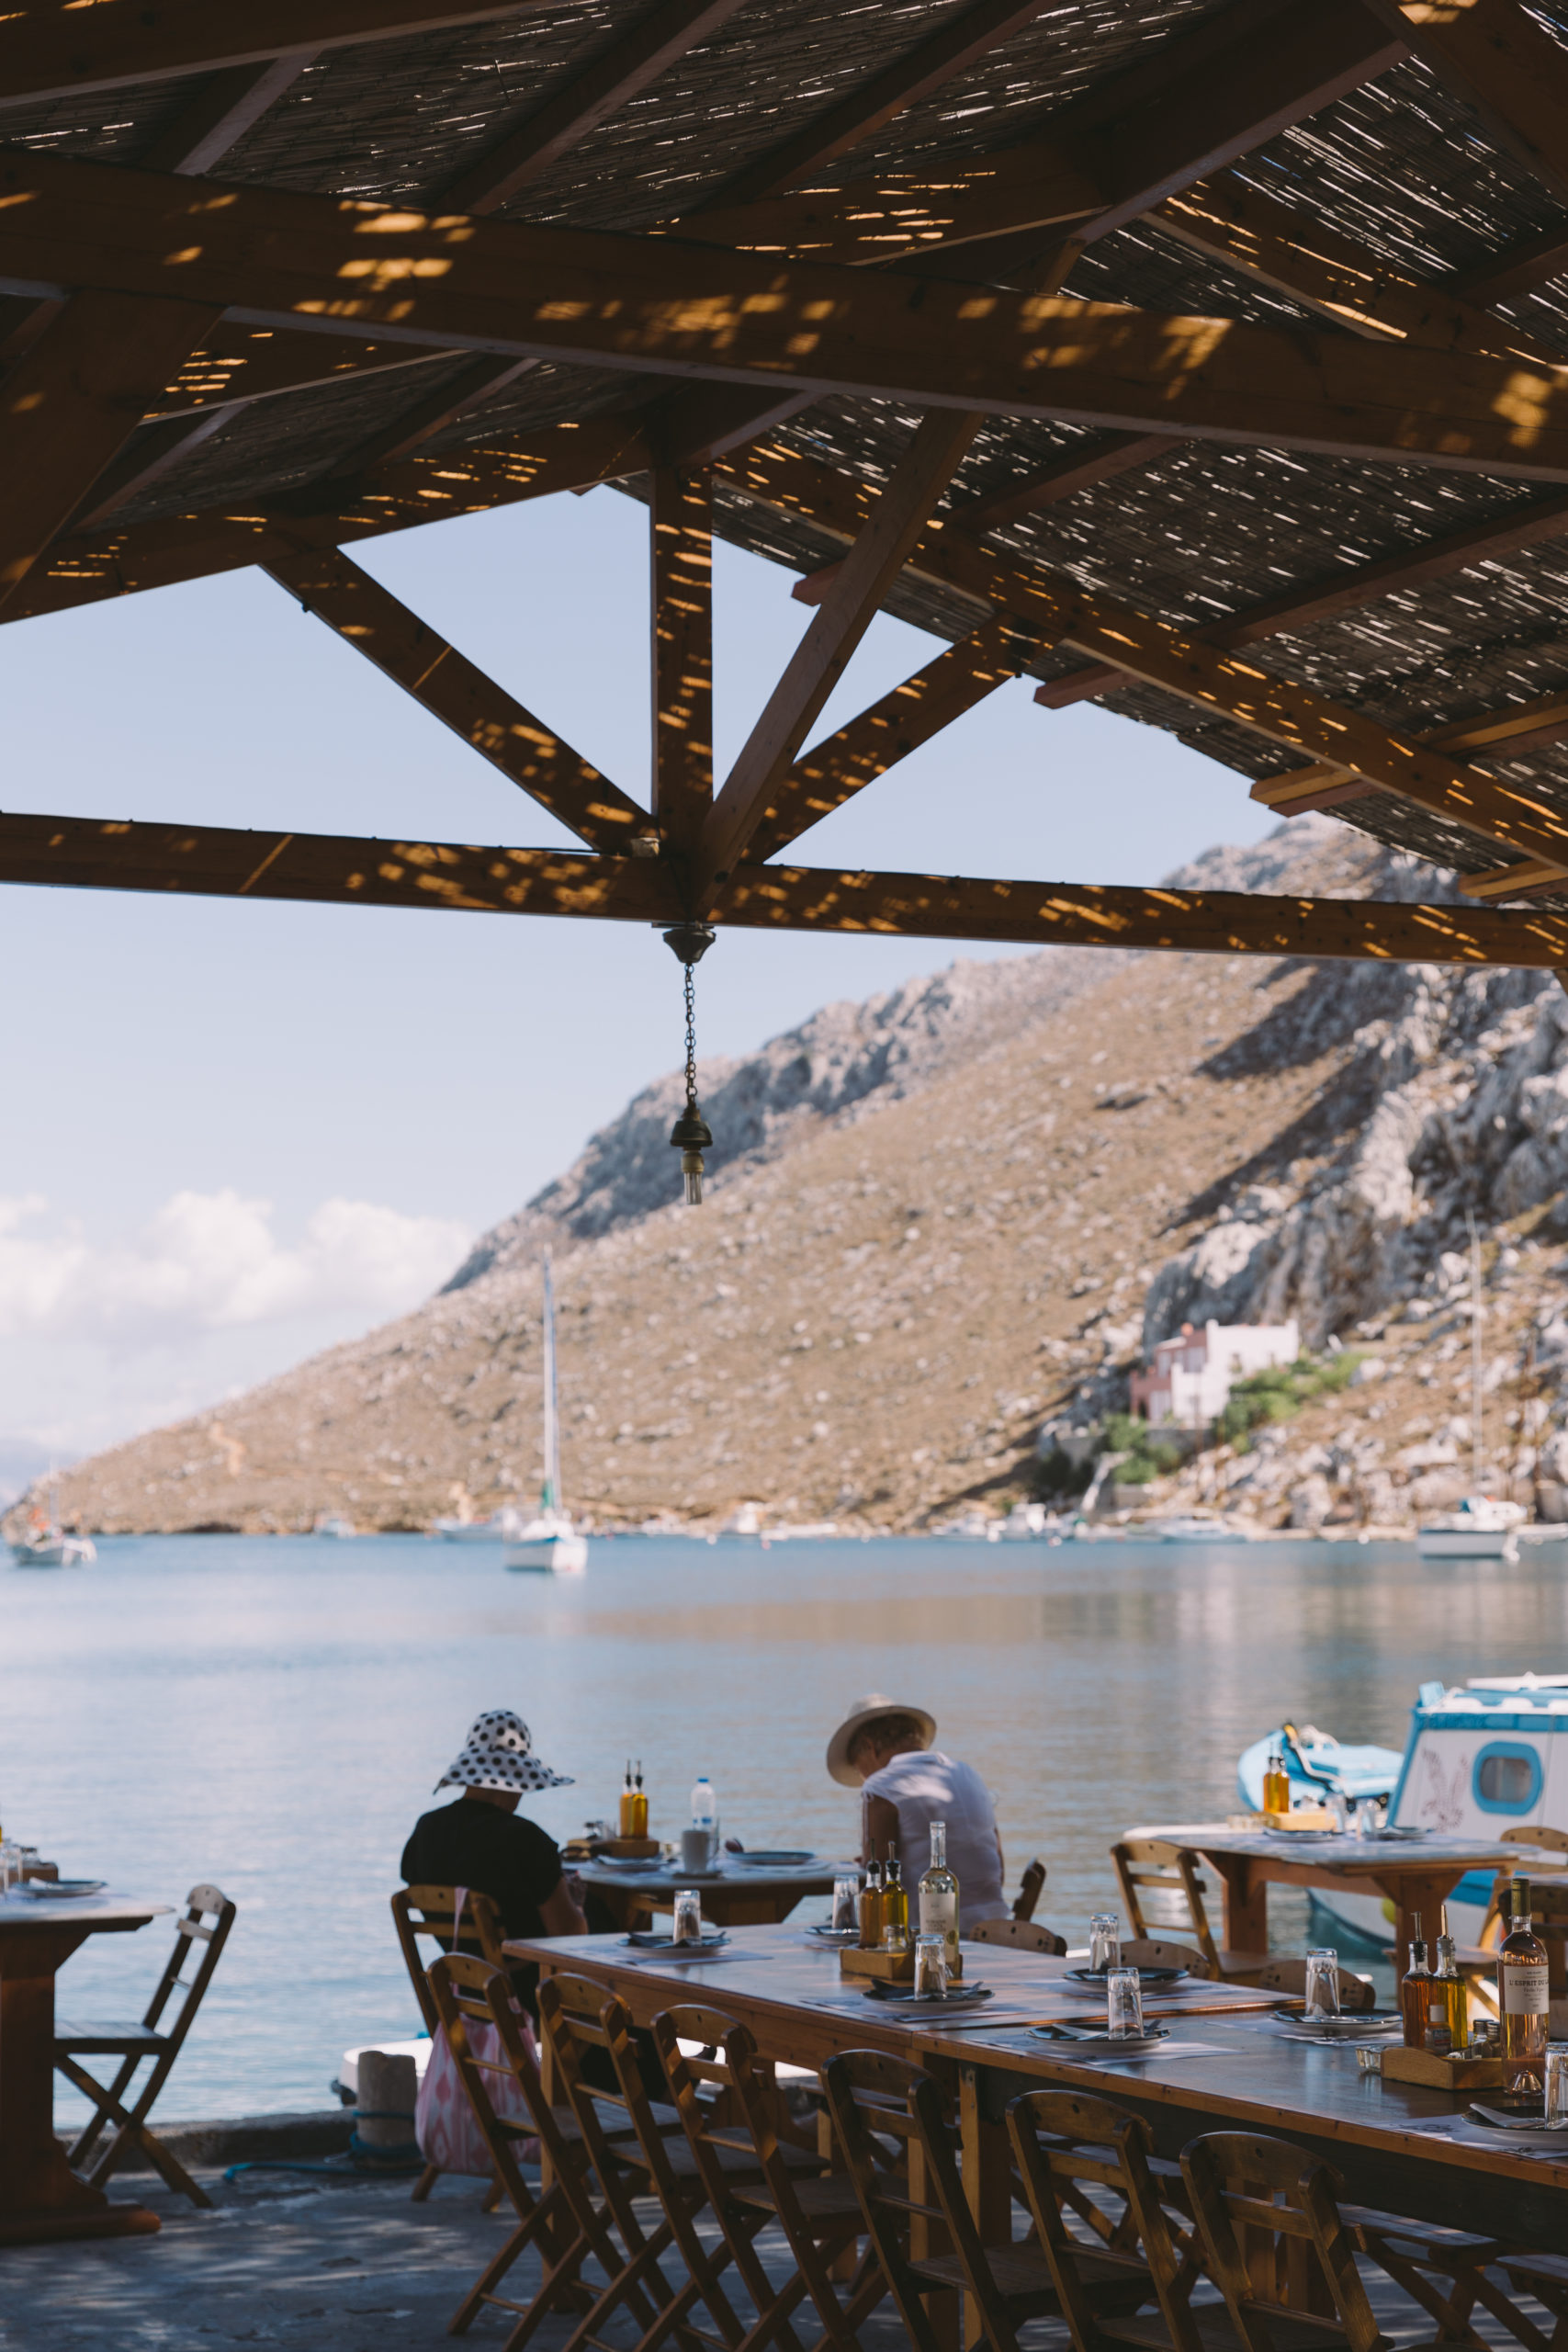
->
39, 816, 1568, 1536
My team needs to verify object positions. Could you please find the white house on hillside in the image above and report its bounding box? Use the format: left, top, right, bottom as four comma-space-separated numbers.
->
1130, 1319, 1301, 1428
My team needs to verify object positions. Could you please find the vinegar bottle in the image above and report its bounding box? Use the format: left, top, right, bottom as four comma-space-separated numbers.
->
1435, 1906, 1467, 2052
883, 1849, 909, 1947
619, 1761, 636, 1838
1399, 1927, 1429, 2048
631, 1759, 649, 1840
859, 1848, 884, 1951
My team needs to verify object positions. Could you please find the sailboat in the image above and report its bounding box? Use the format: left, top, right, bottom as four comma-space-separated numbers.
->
503, 1252, 588, 1576
9, 1468, 96, 1567
1416, 1212, 1525, 1561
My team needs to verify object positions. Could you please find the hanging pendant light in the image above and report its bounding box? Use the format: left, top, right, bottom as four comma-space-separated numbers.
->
664, 922, 716, 1205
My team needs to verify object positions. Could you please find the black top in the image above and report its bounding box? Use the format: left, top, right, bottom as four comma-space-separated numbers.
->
401, 1799, 564, 2004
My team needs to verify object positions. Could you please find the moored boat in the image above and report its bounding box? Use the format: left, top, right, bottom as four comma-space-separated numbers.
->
503, 1252, 588, 1577
1142, 1513, 1249, 1544
8, 1475, 96, 1566
433, 1509, 525, 1543
1416, 1495, 1526, 1561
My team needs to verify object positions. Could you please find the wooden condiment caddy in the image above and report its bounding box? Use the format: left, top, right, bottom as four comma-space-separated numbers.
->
1379, 2044, 1505, 2090
1263, 1806, 1339, 1832
840, 1943, 962, 1984
602, 1837, 661, 1860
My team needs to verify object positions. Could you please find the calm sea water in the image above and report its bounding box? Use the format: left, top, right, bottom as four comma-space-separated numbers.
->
6, 1532, 1566, 2124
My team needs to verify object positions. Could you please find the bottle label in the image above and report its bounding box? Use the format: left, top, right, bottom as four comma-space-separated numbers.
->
919, 1888, 957, 1941
1428, 1992, 1448, 2024
1502, 1960, 1550, 2016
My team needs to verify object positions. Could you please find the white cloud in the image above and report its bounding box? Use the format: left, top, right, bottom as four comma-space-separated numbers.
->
0, 1189, 472, 1343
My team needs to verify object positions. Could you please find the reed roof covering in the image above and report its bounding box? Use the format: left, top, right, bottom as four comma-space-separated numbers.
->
9, 0, 1568, 958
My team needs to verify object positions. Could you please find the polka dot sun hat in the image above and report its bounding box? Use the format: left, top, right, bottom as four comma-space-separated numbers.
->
436, 1709, 574, 1794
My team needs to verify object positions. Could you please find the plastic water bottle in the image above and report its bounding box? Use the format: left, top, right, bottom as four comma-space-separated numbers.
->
690, 1775, 718, 1842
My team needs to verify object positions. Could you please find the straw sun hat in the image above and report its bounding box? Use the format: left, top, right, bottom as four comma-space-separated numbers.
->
826, 1693, 936, 1789
436, 1709, 574, 1795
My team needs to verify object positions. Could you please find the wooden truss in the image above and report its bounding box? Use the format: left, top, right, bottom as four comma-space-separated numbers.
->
4, 0, 1568, 976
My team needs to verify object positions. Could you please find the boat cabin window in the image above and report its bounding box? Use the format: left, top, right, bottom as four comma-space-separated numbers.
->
1472, 1742, 1543, 1814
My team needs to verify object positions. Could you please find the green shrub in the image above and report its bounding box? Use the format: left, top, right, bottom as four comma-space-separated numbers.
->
1218, 1351, 1363, 1448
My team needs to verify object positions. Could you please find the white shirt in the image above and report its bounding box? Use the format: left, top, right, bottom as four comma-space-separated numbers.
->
860, 1749, 1006, 1929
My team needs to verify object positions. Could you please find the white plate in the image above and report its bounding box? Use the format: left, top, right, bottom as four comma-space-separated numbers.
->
14, 1878, 106, 1898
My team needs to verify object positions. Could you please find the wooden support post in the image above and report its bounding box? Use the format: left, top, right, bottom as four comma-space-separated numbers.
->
649, 467, 715, 865
704, 411, 982, 883
959, 2064, 1012, 2350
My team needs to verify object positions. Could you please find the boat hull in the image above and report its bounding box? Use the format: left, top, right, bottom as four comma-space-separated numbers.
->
9, 1536, 93, 1567
504, 1535, 588, 1575
1416, 1530, 1518, 1559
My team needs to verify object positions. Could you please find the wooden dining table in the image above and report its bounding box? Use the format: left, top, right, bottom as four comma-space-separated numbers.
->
1130, 1820, 1529, 1959
0, 1889, 170, 2245
507, 1922, 1568, 2253
571, 1853, 846, 1931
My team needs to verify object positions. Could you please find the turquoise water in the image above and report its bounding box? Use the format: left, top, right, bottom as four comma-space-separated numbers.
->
5, 1531, 1565, 2122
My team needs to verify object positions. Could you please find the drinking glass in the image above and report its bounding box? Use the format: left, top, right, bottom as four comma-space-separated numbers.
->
0, 1843, 19, 1895
671, 1889, 703, 1946
1304, 1948, 1341, 2020
1546, 2047, 1568, 2131
1089, 1914, 1121, 1973
913, 1934, 948, 1998
1106, 1968, 1145, 2039
832, 1875, 860, 1934
884, 1921, 909, 1953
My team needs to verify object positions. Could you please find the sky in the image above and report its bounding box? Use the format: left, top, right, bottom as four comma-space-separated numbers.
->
0, 481, 1275, 1467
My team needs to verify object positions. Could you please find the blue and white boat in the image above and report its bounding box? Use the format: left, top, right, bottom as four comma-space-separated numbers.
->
1238, 1675, 1568, 1951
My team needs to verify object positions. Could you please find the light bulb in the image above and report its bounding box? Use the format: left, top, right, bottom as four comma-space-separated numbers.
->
682, 1149, 705, 1206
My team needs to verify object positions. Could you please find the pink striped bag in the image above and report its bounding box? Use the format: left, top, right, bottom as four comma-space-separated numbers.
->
414, 1887, 540, 2175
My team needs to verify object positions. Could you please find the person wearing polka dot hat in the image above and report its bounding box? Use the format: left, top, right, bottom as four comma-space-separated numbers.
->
401, 1710, 587, 2007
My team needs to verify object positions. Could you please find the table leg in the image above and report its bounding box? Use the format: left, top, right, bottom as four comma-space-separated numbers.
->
0, 1929, 159, 2245
959, 2064, 1012, 2352
1382, 1871, 1464, 1965
1213, 1858, 1269, 1956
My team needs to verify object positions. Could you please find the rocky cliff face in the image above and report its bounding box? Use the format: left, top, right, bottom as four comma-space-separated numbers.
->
36, 814, 1568, 1537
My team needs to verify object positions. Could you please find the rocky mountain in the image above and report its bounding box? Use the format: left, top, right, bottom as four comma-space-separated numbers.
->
35, 813, 1568, 1537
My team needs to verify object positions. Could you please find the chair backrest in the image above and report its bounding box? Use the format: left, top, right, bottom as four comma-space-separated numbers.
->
906, 2070, 1028, 2352
1119, 1938, 1214, 1979
821, 2050, 952, 2352
1245, 1956, 1375, 2014
967, 1917, 1067, 1954
1111, 1840, 1221, 1971
1180, 2132, 1384, 2352
1500, 1825, 1568, 1854
1007, 2086, 1202, 2352
426, 1952, 540, 2214
141, 1883, 237, 2049
1013, 1859, 1047, 1921
392, 1884, 506, 2034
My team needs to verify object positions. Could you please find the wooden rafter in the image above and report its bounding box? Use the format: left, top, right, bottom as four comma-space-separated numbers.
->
745, 618, 1036, 865
440, 0, 749, 215
0, 289, 220, 606
0, 2, 541, 108
6, 808, 1568, 970
8, 154, 1568, 481
1155, 175, 1565, 369
713, 440, 1568, 871
1369, 0, 1568, 209
321, 356, 537, 474
9, 418, 651, 626
649, 469, 714, 862
704, 413, 983, 883
148, 333, 455, 421
1457, 222, 1568, 308
262, 547, 649, 853
138, 54, 318, 175
951, 433, 1182, 534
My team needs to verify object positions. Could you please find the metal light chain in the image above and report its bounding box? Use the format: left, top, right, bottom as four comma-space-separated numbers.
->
664, 922, 716, 1205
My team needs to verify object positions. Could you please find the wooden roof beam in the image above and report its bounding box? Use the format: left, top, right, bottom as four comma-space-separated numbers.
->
649, 467, 714, 863
0, 289, 220, 607
261, 547, 649, 853
6, 808, 1567, 971
703, 411, 983, 883
0, 2, 547, 109
9, 153, 1568, 482
744, 616, 1038, 865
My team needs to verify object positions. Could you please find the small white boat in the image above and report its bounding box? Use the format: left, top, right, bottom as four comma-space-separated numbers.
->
503, 1252, 588, 1577
1144, 1513, 1249, 1544
10, 1528, 95, 1567
314, 1512, 355, 1540
1416, 1496, 1525, 1561
433, 1509, 525, 1543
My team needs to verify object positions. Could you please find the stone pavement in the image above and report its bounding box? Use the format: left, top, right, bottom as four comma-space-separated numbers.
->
1, 2159, 1551, 2352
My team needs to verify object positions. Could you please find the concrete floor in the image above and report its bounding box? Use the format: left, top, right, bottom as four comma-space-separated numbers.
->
1, 2162, 1549, 2352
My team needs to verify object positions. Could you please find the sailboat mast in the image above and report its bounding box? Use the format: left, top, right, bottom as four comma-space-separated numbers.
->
541, 1253, 559, 1514
1467, 1208, 1483, 1488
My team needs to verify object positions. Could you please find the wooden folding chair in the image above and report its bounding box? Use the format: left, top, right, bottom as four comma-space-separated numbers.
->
537, 1971, 719, 2352
1112, 1842, 1224, 1973
649, 2001, 879, 2352
1345, 2205, 1516, 2352
1118, 1939, 1213, 1979
1180, 2132, 1390, 2352
968, 1917, 1067, 1955
1006, 2086, 1209, 2352
1013, 1860, 1047, 1921
56, 1882, 236, 2210
1236, 1958, 1374, 2014
392, 1882, 507, 2203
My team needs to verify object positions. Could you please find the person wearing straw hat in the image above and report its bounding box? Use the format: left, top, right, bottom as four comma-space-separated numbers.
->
402, 1711, 587, 2007
826, 1694, 1006, 1930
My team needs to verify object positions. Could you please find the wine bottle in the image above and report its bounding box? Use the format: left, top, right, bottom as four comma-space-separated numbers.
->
918, 1820, 961, 1966
1499, 1873, 1551, 2090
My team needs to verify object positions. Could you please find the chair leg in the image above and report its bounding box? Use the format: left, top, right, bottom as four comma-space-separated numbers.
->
412, 2162, 441, 2202
58, 2057, 212, 2211
65, 2051, 141, 2170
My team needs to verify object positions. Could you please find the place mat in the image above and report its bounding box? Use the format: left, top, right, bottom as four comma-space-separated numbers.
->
615, 1947, 766, 1968
802, 1996, 1055, 2031
1404, 2117, 1568, 2161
